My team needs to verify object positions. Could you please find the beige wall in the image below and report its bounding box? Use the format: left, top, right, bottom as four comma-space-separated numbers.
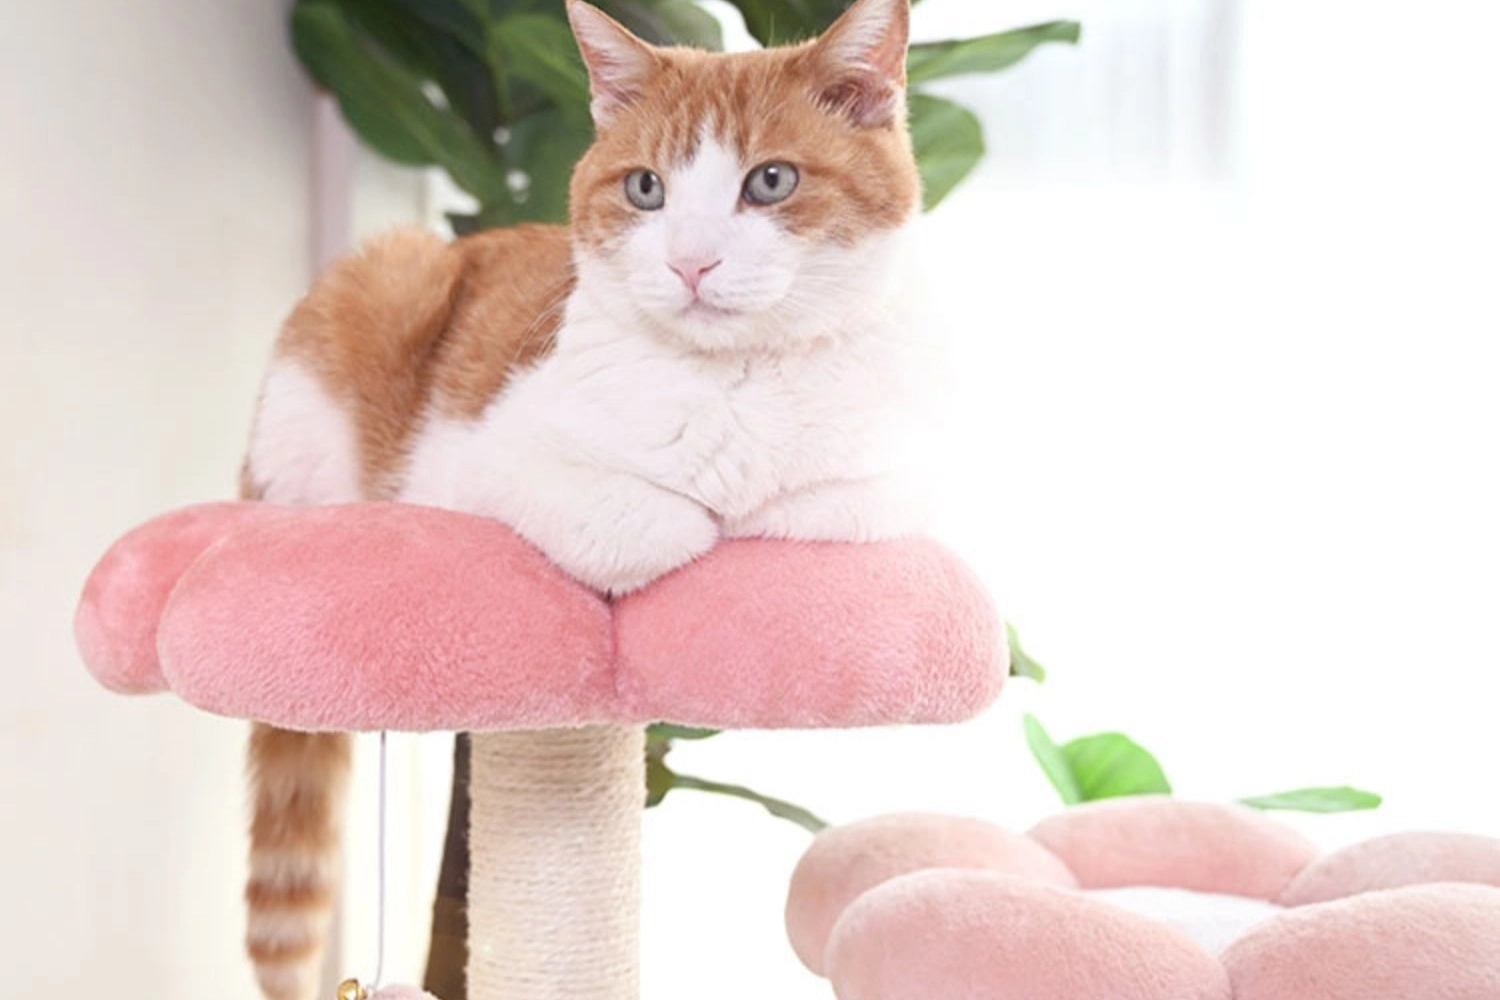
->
1, 0, 310, 994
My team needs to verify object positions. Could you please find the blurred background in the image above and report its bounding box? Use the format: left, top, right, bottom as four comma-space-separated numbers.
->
2, 0, 1497, 998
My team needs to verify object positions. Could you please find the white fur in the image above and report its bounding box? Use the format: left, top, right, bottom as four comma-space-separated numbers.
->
401, 135, 927, 594
247, 362, 363, 504
1086, 887, 1285, 956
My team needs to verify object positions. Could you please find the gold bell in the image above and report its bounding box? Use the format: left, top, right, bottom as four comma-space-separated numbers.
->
337, 979, 369, 1000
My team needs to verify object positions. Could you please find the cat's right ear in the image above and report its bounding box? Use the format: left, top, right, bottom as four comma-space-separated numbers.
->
567, 1, 661, 127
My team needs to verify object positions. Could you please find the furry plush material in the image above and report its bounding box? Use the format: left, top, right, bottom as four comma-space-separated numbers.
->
786, 813, 1077, 975
825, 870, 1232, 1000
1279, 830, 1500, 906
787, 803, 1500, 1000
1223, 883, 1500, 1000
75, 502, 1005, 732
1028, 797, 1319, 900
73, 503, 288, 693
614, 539, 1003, 729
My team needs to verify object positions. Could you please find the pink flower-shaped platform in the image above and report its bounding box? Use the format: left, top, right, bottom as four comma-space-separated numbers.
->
786, 799, 1500, 1000
74, 503, 1005, 733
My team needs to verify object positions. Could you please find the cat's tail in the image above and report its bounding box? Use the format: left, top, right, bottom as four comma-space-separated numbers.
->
246, 723, 353, 1000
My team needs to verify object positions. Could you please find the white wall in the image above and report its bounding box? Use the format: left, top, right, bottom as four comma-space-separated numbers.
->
0, 0, 312, 995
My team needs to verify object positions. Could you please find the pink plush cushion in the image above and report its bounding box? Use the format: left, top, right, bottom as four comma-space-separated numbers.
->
615, 540, 1003, 729
1224, 884, 1500, 1000
74, 503, 289, 693
157, 504, 617, 732
786, 813, 1078, 975
1279, 831, 1500, 907
825, 871, 1232, 1000
790, 801, 1500, 1000
1028, 798, 1319, 900
76, 503, 1005, 732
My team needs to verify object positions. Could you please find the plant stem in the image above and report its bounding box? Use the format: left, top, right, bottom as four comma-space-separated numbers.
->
669, 773, 829, 834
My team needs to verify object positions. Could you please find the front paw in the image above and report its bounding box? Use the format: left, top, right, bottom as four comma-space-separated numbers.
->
538, 484, 719, 597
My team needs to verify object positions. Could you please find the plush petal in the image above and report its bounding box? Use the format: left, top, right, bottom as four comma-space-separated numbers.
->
786, 813, 1076, 975
1225, 883, 1500, 1000
1029, 798, 1318, 900
78, 503, 1004, 734
613, 538, 1005, 729
825, 870, 1231, 1000
73, 503, 288, 693
156, 503, 615, 732
1280, 831, 1500, 906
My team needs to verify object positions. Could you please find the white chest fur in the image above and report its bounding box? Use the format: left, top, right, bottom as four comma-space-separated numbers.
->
400, 289, 925, 594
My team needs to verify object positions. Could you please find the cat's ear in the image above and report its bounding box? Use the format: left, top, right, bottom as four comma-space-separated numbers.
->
567, 0, 661, 127
810, 0, 910, 128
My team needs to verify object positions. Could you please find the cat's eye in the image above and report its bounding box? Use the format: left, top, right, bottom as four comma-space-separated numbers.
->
624, 169, 665, 211
743, 162, 800, 206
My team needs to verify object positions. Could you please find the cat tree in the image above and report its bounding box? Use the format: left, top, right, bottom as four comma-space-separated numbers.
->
75, 500, 1005, 1000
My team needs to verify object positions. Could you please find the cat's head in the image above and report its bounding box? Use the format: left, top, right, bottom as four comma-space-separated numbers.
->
566, 0, 920, 354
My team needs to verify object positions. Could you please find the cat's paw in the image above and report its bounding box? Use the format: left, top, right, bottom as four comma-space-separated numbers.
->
725, 477, 926, 543
521, 472, 719, 596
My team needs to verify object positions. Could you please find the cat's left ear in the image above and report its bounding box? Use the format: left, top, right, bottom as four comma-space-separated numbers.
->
567, 0, 661, 127
810, 0, 911, 128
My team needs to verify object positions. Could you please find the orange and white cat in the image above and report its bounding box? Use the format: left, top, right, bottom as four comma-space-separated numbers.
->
240, 1, 923, 996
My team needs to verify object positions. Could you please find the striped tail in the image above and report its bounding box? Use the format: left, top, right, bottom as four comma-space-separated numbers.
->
246, 723, 353, 1000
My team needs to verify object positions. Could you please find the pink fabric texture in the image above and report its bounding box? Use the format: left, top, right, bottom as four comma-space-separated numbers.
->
75, 503, 1006, 732
788, 801, 1500, 1000
73, 503, 288, 694
825, 871, 1231, 1000
1225, 884, 1500, 1000
615, 539, 1003, 729
785, 813, 1078, 975
1028, 797, 1318, 900
1279, 831, 1500, 906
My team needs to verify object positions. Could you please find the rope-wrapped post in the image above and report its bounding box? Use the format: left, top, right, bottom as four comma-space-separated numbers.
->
467, 724, 646, 1000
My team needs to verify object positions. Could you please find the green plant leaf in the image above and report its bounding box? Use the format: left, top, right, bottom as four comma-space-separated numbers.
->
907, 21, 1081, 85
1024, 714, 1083, 805
1063, 732, 1174, 801
1027, 716, 1173, 805
1007, 624, 1046, 682
332, 0, 503, 140
491, 106, 595, 224
292, 0, 509, 202
606, 0, 725, 49
491, 13, 593, 122
381, 0, 490, 54
648, 723, 722, 742
907, 92, 984, 211
1239, 787, 1384, 814
717, 0, 848, 46
645, 748, 677, 807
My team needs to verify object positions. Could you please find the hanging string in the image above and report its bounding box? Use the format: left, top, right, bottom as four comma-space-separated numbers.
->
373, 729, 389, 991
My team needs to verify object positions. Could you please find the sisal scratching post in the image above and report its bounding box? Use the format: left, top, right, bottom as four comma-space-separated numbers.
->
74, 501, 1006, 1000
468, 726, 644, 1000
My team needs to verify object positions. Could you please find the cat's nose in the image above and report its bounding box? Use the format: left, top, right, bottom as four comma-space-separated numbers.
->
668, 258, 722, 296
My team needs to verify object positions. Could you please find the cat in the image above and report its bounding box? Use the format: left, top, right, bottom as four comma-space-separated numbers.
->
239, 0, 923, 996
